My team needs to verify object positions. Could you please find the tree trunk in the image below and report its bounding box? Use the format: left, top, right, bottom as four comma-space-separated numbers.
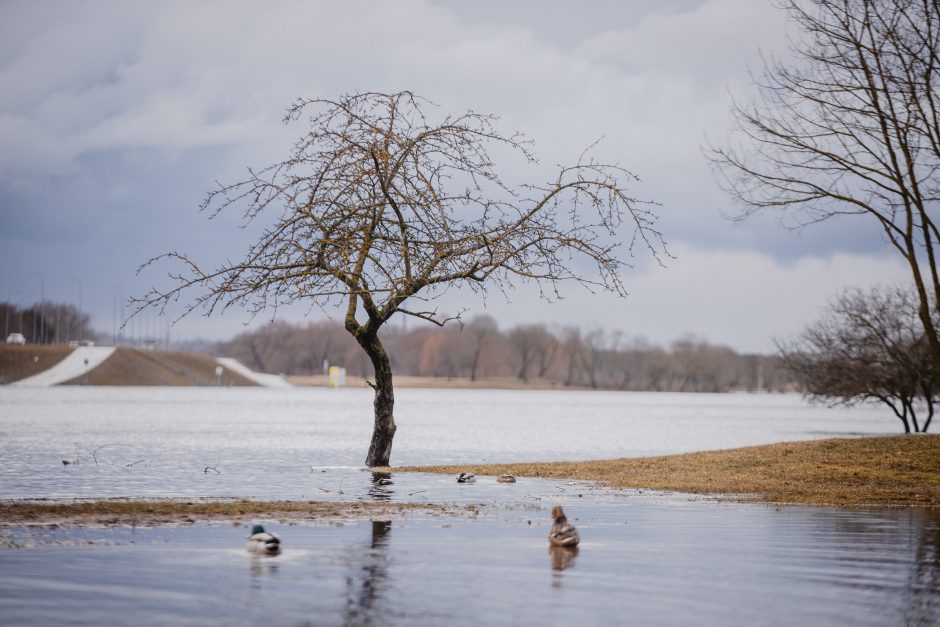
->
470, 347, 481, 382
358, 332, 397, 467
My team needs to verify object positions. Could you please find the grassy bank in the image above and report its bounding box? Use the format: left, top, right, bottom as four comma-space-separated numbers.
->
65, 348, 256, 386
398, 435, 940, 507
0, 345, 257, 386
0, 344, 71, 384
0, 499, 476, 527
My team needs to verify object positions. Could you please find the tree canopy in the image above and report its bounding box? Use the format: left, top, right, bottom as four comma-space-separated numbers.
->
137, 91, 668, 465
779, 285, 936, 432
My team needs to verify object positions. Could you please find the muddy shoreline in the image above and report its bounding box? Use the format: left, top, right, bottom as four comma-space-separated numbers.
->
0, 499, 482, 529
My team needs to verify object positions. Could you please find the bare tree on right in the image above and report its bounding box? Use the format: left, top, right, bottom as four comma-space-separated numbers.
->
708, 0, 940, 368
779, 286, 937, 432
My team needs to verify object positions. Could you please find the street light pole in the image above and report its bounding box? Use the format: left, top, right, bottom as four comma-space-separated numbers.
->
69, 277, 83, 341
111, 284, 124, 346
30, 270, 44, 343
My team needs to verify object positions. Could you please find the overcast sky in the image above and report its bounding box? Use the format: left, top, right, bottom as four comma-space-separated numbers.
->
0, 0, 910, 352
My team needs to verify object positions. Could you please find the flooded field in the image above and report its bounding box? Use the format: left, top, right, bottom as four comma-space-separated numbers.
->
0, 386, 935, 625
0, 386, 894, 500
1, 479, 937, 626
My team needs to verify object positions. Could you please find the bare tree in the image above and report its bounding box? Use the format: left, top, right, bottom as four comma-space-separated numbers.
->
708, 0, 940, 369
465, 314, 497, 381
136, 91, 666, 466
509, 325, 538, 382
531, 324, 560, 379
561, 326, 585, 387
779, 286, 937, 432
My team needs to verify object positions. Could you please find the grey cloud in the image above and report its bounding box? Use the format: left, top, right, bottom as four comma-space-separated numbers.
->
0, 0, 907, 349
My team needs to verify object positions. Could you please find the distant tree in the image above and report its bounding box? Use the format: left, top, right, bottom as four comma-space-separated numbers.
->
581, 329, 609, 389
708, 0, 940, 371
137, 91, 667, 466
778, 286, 937, 432
465, 315, 497, 381
0, 303, 25, 340
531, 325, 560, 379
561, 327, 585, 387
209, 316, 785, 393
1, 302, 91, 345
509, 325, 538, 382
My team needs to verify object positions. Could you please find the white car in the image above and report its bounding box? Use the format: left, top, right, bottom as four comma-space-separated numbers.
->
5, 333, 26, 344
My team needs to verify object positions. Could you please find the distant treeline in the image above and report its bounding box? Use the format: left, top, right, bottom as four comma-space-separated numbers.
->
0, 302, 93, 345
216, 316, 793, 393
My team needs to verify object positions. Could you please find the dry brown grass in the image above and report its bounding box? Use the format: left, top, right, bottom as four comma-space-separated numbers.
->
0, 344, 71, 383
0, 499, 475, 527
398, 435, 940, 507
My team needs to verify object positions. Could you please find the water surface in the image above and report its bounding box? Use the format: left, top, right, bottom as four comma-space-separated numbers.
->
1, 482, 937, 626
0, 386, 894, 500
1, 386, 934, 626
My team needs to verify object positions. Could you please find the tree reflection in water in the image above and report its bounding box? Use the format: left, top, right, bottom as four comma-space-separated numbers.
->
902, 509, 939, 626
368, 472, 394, 501
344, 520, 392, 625
801, 507, 940, 626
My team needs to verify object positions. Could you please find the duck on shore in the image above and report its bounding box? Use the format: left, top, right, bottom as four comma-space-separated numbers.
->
548, 505, 580, 547
246, 524, 281, 555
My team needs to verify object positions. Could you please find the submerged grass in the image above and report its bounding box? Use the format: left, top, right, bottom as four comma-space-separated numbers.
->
0, 499, 474, 526
398, 435, 940, 507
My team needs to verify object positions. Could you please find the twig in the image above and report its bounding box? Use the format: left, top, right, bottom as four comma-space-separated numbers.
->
126, 459, 146, 467
204, 464, 221, 474
91, 443, 132, 468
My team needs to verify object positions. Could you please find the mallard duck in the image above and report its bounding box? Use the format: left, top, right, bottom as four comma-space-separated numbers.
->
246, 524, 281, 555
548, 505, 580, 547
496, 474, 517, 483
456, 472, 476, 483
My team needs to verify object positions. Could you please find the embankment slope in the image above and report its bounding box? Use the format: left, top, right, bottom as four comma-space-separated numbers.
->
0, 346, 257, 386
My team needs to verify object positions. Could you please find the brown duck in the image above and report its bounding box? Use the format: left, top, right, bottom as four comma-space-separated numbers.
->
548, 505, 580, 547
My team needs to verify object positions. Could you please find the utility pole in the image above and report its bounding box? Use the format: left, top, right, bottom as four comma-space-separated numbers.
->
31, 271, 44, 343
69, 277, 82, 341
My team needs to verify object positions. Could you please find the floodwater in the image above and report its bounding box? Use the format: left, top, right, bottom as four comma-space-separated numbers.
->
0, 387, 937, 626
1, 483, 938, 626
0, 386, 896, 500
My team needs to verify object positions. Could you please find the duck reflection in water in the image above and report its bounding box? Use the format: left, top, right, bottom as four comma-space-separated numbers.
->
368, 472, 394, 501
549, 545, 579, 572
249, 557, 281, 583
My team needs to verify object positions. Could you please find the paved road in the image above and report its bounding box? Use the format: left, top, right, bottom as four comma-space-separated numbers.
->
12, 346, 116, 387
216, 357, 293, 388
